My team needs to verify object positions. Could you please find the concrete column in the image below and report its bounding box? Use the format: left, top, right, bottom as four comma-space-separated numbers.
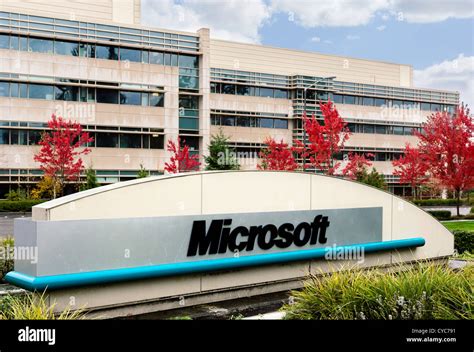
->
198, 28, 211, 166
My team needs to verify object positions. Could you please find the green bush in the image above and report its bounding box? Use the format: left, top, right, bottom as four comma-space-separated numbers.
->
0, 200, 46, 212
282, 263, 473, 320
453, 231, 474, 254
0, 292, 84, 320
470, 207, 474, 214
0, 237, 14, 283
414, 198, 473, 206
427, 210, 452, 221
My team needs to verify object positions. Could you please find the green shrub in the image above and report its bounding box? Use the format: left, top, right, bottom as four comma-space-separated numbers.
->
470, 207, 474, 214
427, 210, 451, 220
0, 237, 14, 283
414, 198, 474, 206
282, 263, 473, 320
0, 200, 46, 212
453, 231, 474, 254
0, 292, 84, 320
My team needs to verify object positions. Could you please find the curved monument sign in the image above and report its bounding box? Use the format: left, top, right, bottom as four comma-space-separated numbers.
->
6, 171, 453, 292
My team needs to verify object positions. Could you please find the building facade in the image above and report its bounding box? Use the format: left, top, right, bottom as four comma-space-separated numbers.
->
0, 3, 460, 197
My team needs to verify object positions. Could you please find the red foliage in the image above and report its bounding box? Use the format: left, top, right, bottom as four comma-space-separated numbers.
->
295, 100, 351, 174
342, 152, 374, 180
164, 137, 201, 174
258, 138, 298, 171
392, 143, 430, 197
34, 115, 92, 187
415, 105, 474, 203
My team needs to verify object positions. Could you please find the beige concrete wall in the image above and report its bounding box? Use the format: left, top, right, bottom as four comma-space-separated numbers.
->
210, 39, 413, 87
210, 94, 292, 116
1, 0, 141, 25
336, 104, 429, 125
0, 144, 167, 171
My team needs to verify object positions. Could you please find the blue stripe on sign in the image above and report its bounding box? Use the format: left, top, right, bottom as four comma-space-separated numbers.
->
5, 237, 425, 291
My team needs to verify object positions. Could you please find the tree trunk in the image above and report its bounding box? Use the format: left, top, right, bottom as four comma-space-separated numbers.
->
456, 188, 461, 217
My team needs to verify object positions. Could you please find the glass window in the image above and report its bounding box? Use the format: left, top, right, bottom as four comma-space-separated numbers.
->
347, 123, 356, 133
19, 83, 28, 98
431, 103, 441, 112
274, 119, 288, 129
393, 100, 403, 108
150, 92, 164, 107
236, 85, 251, 96
164, 53, 171, 66
10, 129, 28, 145
375, 125, 387, 134
222, 84, 235, 95
54, 85, 79, 101
221, 116, 235, 126
120, 47, 141, 62
150, 134, 164, 149
179, 95, 198, 109
178, 54, 198, 68
343, 95, 355, 105
210, 82, 219, 94
259, 88, 274, 98
0, 82, 9, 97
393, 126, 404, 135
211, 115, 220, 125
29, 84, 54, 100
363, 124, 375, 133
333, 94, 343, 104
260, 118, 273, 128
10, 36, 19, 50
363, 97, 374, 106
376, 153, 387, 161
179, 75, 199, 90
96, 88, 118, 104
120, 91, 141, 105
274, 89, 288, 99
0, 129, 9, 144
28, 130, 42, 145
0, 34, 9, 49
171, 54, 178, 66
29, 37, 53, 54
236, 116, 251, 127
96, 132, 118, 147
20, 37, 28, 52
421, 102, 431, 111
96, 45, 118, 60
54, 40, 79, 56
404, 127, 414, 136
120, 134, 141, 148
374, 98, 386, 107
179, 117, 199, 130
10, 83, 19, 97
141, 50, 149, 64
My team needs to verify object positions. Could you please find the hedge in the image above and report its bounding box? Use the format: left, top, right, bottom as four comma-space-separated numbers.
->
453, 230, 474, 254
427, 210, 452, 221
414, 198, 474, 206
0, 200, 46, 212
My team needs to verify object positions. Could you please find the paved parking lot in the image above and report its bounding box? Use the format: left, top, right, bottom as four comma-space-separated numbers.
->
0, 213, 30, 239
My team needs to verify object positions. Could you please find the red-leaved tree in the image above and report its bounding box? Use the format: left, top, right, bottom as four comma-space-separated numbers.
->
415, 105, 474, 215
392, 143, 430, 199
34, 115, 93, 198
295, 100, 351, 175
258, 138, 298, 171
164, 137, 201, 174
342, 152, 374, 180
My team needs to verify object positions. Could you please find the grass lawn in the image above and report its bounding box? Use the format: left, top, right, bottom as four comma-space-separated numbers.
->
442, 220, 474, 232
